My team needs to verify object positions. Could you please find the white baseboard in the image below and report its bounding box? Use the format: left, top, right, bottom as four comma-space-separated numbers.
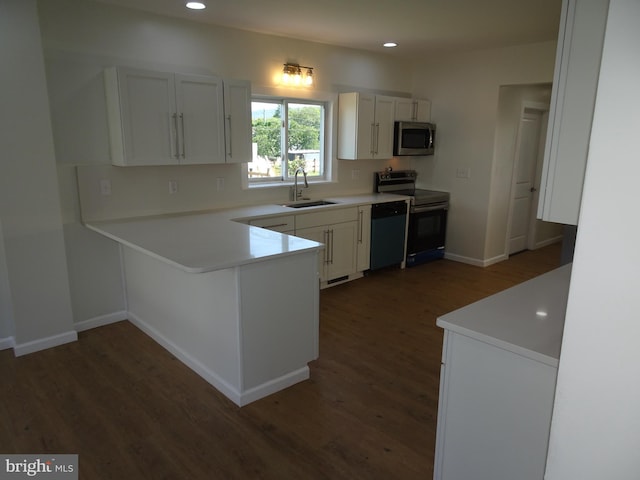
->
74, 311, 127, 332
446, 238, 561, 267
127, 311, 308, 407
0, 336, 14, 351
444, 252, 488, 267
532, 235, 563, 250
239, 366, 309, 406
13, 330, 78, 357
483, 254, 509, 267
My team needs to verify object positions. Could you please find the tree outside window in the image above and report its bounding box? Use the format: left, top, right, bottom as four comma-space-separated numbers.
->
248, 99, 325, 182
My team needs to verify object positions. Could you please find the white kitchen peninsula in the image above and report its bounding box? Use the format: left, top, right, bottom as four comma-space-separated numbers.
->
87, 212, 322, 407
434, 264, 571, 480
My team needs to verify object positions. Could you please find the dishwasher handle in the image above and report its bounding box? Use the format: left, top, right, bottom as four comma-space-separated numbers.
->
371, 200, 408, 219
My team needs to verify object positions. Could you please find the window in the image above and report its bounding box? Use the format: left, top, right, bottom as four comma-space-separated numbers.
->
248, 98, 326, 184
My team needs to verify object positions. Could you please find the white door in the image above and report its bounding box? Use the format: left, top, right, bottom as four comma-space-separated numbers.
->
508, 109, 544, 254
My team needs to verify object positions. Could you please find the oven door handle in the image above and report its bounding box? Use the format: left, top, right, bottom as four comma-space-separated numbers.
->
412, 203, 449, 214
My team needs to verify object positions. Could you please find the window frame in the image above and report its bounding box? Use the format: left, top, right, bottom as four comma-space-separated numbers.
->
248, 96, 329, 186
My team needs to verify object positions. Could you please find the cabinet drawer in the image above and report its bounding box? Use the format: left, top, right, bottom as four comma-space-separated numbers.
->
249, 215, 295, 232
295, 207, 358, 230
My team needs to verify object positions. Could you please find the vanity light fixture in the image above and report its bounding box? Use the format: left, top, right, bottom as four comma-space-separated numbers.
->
186, 2, 206, 9
282, 63, 314, 87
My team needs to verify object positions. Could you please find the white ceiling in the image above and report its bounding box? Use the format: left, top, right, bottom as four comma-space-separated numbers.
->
94, 0, 563, 58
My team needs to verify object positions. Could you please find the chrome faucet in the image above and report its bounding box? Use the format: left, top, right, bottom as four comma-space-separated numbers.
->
291, 167, 309, 201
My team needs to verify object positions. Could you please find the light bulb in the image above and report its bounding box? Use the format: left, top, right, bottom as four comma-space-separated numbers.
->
186, 2, 206, 10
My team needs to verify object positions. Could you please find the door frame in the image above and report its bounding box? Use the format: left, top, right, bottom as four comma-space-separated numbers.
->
505, 101, 549, 256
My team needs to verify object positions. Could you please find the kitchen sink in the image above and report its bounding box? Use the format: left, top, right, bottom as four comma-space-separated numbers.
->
283, 200, 337, 208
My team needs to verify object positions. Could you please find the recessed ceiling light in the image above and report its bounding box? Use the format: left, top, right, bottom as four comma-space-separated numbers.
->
186, 2, 206, 9
383, 42, 398, 48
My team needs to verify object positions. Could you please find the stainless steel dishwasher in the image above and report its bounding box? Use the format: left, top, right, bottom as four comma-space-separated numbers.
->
369, 200, 407, 270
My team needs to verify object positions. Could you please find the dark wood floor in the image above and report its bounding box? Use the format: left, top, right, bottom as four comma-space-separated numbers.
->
0, 244, 561, 479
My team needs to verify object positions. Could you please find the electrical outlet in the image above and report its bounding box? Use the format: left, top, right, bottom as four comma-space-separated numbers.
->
216, 177, 225, 191
456, 167, 471, 179
99, 179, 111, 196
169, 180, 178, 194
351, 169, 360, 180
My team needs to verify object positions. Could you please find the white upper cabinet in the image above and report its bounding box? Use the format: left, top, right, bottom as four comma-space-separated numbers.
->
105, 67, 251, 166
537, 0, 609, 225
338, 92, 395, 160
222, 79, 252, 164
394, 98, 431, 122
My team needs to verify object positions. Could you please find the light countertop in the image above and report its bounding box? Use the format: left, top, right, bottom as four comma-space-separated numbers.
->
86, 193, 407, 274
436, 264, 571, 367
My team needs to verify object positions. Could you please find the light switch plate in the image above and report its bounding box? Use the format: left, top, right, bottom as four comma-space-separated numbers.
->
99, 179, 111, 196
456, 167, 471, 179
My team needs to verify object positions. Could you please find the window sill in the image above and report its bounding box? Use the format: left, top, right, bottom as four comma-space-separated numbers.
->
247, 179, 333, 190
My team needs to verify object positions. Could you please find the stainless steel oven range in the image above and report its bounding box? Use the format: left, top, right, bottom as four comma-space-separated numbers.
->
375, 169, 449, 266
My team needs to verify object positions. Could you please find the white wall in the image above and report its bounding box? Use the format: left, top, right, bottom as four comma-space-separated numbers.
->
411, 42, 557, 264
0, 0, 75, 349
545, 1, 640, 477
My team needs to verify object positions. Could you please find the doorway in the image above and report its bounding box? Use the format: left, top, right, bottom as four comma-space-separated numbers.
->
507, 104, 548, 255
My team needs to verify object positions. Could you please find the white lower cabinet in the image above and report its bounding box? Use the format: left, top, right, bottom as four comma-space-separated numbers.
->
434, 266, 570, 480
244, 203, 374, 288
435, 331, 557, 480
295, 207, 359, 286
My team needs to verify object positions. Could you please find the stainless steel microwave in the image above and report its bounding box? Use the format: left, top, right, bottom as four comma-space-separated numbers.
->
393, 121, 436, 156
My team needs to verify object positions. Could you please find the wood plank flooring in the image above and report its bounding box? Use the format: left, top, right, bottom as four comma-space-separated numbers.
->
0, 244, 561, 479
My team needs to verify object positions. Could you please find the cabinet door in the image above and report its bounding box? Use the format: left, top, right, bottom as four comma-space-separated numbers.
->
223, 79, 252, 163
356, 205, 372, 272
107, 68, 177, 166
248, 215, 295, 233
394, 98, 432, 122
355, 93, 376, 159
537, 0, 608, 225
326, 221, 358, 281
414, 99, 431, 122
294, 225, 328, 281
394, 98, 415, 121
374, 95, 395, 159
176, 74, 225, 165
